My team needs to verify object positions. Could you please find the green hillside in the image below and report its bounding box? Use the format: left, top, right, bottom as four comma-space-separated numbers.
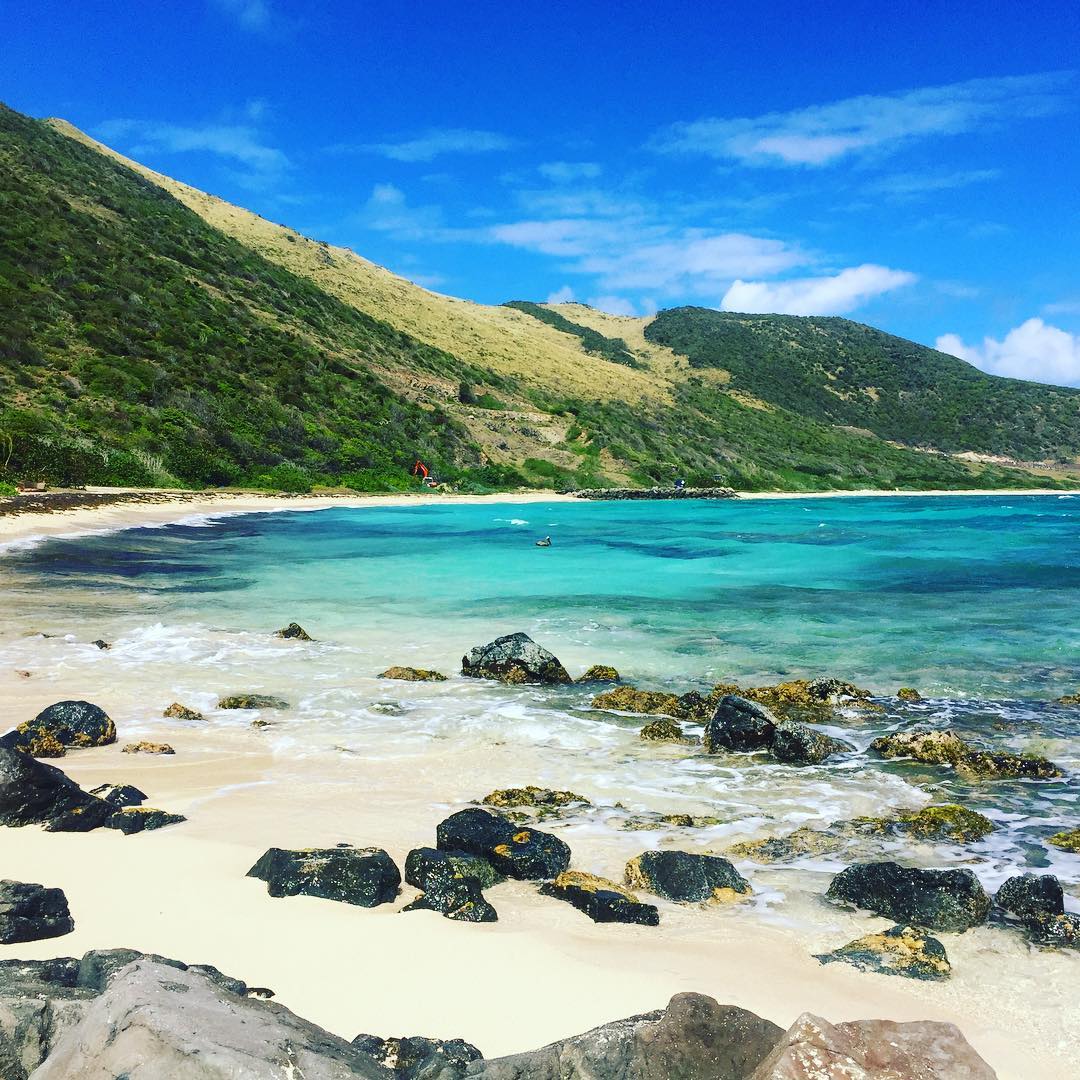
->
646, 307, 1080, 463
0, 101, 1076, 494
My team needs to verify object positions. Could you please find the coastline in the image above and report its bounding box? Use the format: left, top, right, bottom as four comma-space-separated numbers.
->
0, 485, 1072, 551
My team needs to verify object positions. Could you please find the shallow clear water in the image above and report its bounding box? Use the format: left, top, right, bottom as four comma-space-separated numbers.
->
2, 495, 1079, 901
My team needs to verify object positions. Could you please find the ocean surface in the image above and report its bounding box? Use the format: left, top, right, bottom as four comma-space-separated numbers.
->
2, 494, 1079, 903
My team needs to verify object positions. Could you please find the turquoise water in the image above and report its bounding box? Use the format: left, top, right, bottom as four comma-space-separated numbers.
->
2, 494, 1079, 896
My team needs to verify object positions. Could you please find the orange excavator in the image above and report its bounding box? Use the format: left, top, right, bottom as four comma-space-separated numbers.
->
412, 460, 439, 488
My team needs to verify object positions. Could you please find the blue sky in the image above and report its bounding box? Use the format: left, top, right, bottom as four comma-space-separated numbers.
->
6, 0, 1080, 383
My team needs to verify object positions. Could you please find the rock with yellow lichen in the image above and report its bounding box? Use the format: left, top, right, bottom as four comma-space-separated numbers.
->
121, 742, 175, 755
163, 702, 205, 722
727, 826, 848, 863
378, 666, 447, 682
816, 924, 951, 980
436, 808, 570, 880
480, 786, 590, 810
1056, 690, 1080, 706
871, 727, 1062, 779
575, 664, 620, 684
0, 700, 116, 758
853, 804, 996, 844
1048, 827, 1080, 853
638, 717, 697, 744
624, 850, 751, 904
591, 686, 680, 716
540, 870, 659, 925
896, 687, 922, 702
621, 812, 722, 832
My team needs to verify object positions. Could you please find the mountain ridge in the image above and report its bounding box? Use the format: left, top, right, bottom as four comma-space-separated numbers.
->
0, 103, 1075, 493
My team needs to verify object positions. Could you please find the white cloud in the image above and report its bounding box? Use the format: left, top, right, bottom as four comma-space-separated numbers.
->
587, 295, 638, 316
871, 169, 1000, 198
653, 72, 1073, 166
546, 285, 576, 304
357, 128, 516, 162
721, 264, 917, 315
212, 0, 273, 31
96, 115, 288, 188
538, 161, 602, 182
936, 319, 1080, 386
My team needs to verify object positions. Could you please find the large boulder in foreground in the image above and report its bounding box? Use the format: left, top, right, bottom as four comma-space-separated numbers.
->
750, 1013, 996, 1080
0, 700, 116, 758
247, 846, 401, 907
0, 746, 105, 827
825, 862, 990, 932
468, 991, 782, 1079
461, 633, 571, 685
436, 808, 570, 880
815, 924, 951, 981
30, 960, 389, 1079
624, 851, 751, 904
0, 881, 74, 944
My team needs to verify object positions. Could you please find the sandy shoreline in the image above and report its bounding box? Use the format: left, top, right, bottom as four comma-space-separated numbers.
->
0, 485, 1071, 551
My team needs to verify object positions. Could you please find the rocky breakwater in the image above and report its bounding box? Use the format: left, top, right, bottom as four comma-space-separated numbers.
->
570, 486, 737, 500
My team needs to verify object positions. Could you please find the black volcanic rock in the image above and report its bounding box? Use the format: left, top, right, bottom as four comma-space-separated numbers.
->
248, 845, 401, 907
461, 632, 571, 685
435, 808, 570, 880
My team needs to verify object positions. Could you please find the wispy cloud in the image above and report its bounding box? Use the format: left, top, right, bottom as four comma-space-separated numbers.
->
538, 161, 602, 182
546, 285, 576, 304
937, 319, 1080, 387
96, 106, 287, 189
722, 265, 917, 316
652, 72, 1074, 166
212, 0, 274, 32
870, 168, 1001, 198
345, 128, 517, 163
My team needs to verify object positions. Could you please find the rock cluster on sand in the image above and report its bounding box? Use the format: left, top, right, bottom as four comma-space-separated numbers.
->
247, 846, 401, 908
89, 783, 147, 807
995, 873, 1080, 949
0, 700, 116, 758
107, 808, 187, 834
0, 881, 74, 944
624, 851, 751, 904
436, 808, 570, 880
825, 862, 990, 932
816, 924, 952, 980
275, 621, 313, 640
461, 633, 571, 685
122, 742, 175, 755
704, 695, 852, 765
0, 954, 999, 1078
540, 870, 660, 926
163, 702, 205, 721
871, 726, 1062, 779
379, 666, 448, 682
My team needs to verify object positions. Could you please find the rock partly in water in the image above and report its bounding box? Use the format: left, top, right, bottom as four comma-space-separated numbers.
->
30, 959, 388, 1079
436, 808, 570, 880
855, 804, 996, 844
275, 622, 313, 641
897, 687, 923, 702
576, 664, 620, 684
404, 847, 505, 892
0, 881, 74, 944
121, 742, 175, 755
469, 991, 781, 1080
1, 700, 116, 758
727, 826, 847, 864
871, 727, 1062, 779
104, 808, 187, 835
703, 695, 778, 753
620, 812, 722, 832
0, 746, 106, 828
89, 783, 147, 808
750, 1013, 996, 1080
591, 686, 680, 716
769, 719, 852, 765
379, 666, 447, 682
163, 702, 205, 722
624, 851, 751, 904
352, 1033, 483, 1079
248, 846, 401, 907
995, 873, 1064, 922
1055, 690, 1080, 706
741, 678, 874, 717
815, 924, 951, 981
639, 717, 696, 744
1027, 912, 1080, 949
461, 632, 571, 685
480, 786, 590, 811
217, 694, 291, 710
1047, 827, 1080, 853
539, 871, 660, 926
825, 862, 990, 932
